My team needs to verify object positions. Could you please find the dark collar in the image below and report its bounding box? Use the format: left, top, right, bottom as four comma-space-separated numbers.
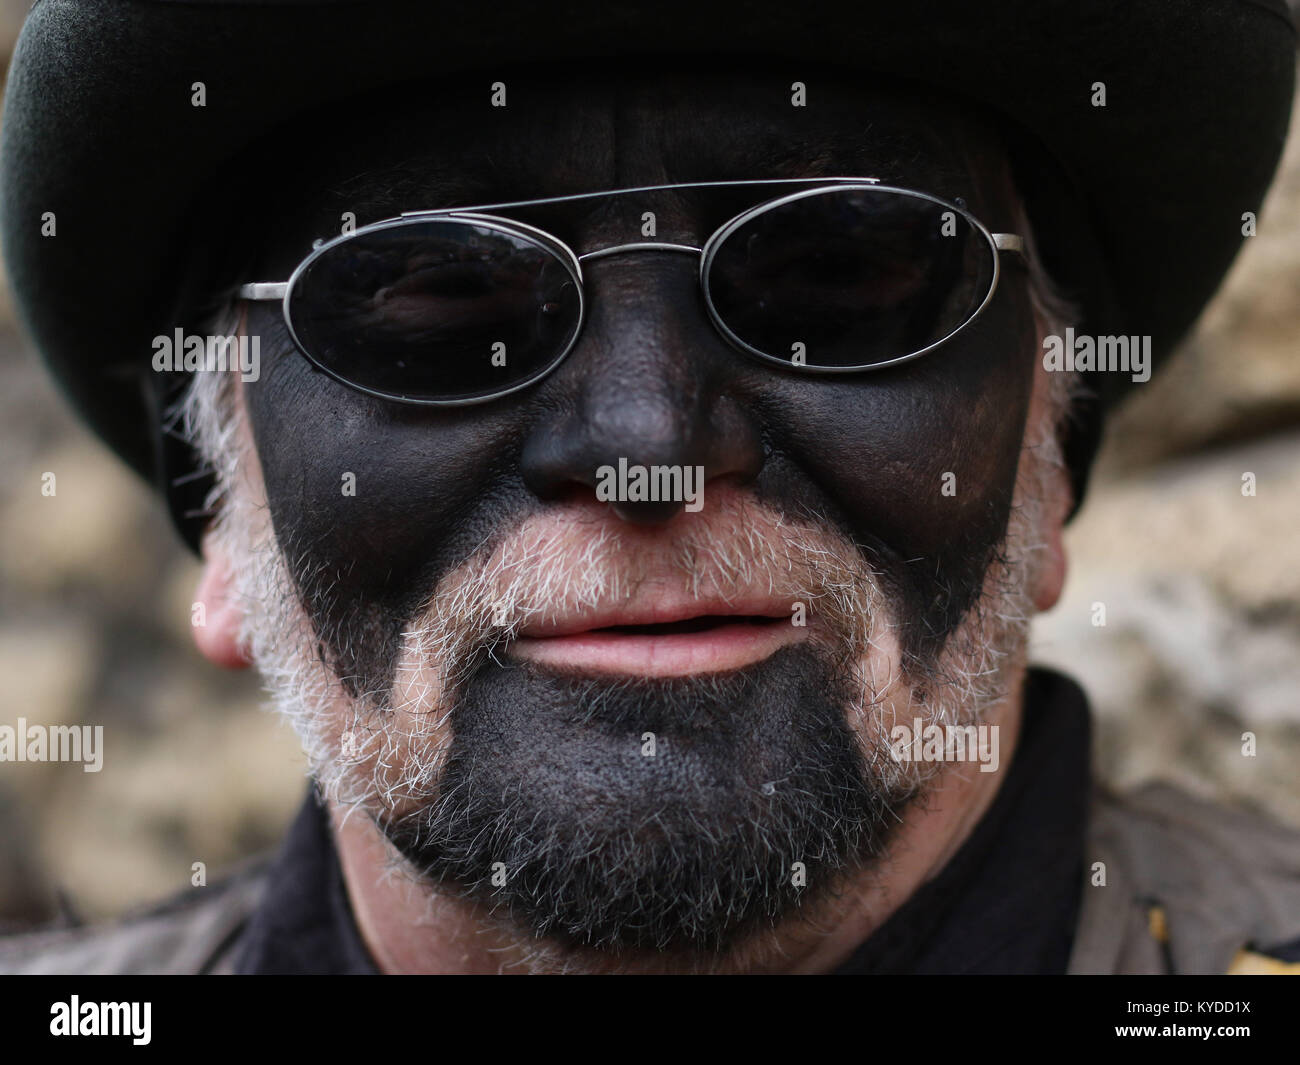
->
231, 787, 377, 975
233, 666, 1090, 974
832, 666, 1091, 974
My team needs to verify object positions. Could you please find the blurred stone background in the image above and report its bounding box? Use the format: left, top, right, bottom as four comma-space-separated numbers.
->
0, 2, 1297, 928
0, 0, 310, 928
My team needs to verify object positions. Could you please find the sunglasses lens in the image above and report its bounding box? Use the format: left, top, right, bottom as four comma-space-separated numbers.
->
287, 219, 581, 402
705, 188, 995, 369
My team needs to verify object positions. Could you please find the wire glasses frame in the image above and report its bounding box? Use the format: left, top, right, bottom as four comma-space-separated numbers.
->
238, 178, 1025, 406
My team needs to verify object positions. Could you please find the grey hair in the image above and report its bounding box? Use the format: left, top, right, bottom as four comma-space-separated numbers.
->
176, 297, 244, 533
1014, 194, 1090, 470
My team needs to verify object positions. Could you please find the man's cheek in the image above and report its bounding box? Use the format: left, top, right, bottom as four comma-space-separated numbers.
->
870, 307, 1035, 540
777, 379, 1023, 552
762, 325, 1034, 653
243, 364, 538, 627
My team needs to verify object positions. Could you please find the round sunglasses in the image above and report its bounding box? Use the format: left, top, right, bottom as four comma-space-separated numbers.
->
238, 179, 1024, 405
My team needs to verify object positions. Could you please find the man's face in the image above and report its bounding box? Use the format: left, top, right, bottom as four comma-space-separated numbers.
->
202, 68, 1060, 961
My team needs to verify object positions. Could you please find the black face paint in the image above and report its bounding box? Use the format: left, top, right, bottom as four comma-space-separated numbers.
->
237, 66, 1037, 945
242, 68, 1034, 694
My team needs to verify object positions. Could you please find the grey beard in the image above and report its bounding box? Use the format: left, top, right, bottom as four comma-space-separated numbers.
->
382, 643, 918, 956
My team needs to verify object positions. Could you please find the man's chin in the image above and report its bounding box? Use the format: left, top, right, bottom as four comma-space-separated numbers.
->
378, 643, 916, 957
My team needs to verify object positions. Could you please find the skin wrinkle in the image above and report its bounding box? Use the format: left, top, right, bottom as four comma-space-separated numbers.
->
182, 68, 1078, 969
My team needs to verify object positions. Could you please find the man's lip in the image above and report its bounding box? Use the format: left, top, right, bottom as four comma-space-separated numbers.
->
507, 597, 806, 677
515, 596, 796, 638
509, 618, 803, 677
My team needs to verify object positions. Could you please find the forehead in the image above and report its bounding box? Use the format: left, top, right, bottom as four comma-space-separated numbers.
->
255, 66, 1014, 263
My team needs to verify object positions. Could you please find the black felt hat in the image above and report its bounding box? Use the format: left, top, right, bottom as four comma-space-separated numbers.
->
2, 0, 1295, 551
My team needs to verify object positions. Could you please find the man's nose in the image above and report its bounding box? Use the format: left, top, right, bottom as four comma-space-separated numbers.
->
518, 260, 765, 524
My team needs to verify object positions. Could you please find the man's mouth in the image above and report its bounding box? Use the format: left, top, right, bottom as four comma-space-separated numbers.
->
508, 598, 805, 677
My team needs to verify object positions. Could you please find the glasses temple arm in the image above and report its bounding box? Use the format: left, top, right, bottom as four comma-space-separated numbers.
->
238, 282, 288, 300
992, 233, 1024, 256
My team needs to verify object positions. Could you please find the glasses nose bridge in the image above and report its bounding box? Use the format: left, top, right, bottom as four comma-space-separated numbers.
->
577, 241, 703, 265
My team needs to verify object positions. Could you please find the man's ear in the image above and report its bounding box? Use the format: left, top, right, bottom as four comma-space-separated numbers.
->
1032, 495, 1069, 612
192, 533, 252, 669
1029, 435, 1073, 613
1023, 352, 1075, 614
